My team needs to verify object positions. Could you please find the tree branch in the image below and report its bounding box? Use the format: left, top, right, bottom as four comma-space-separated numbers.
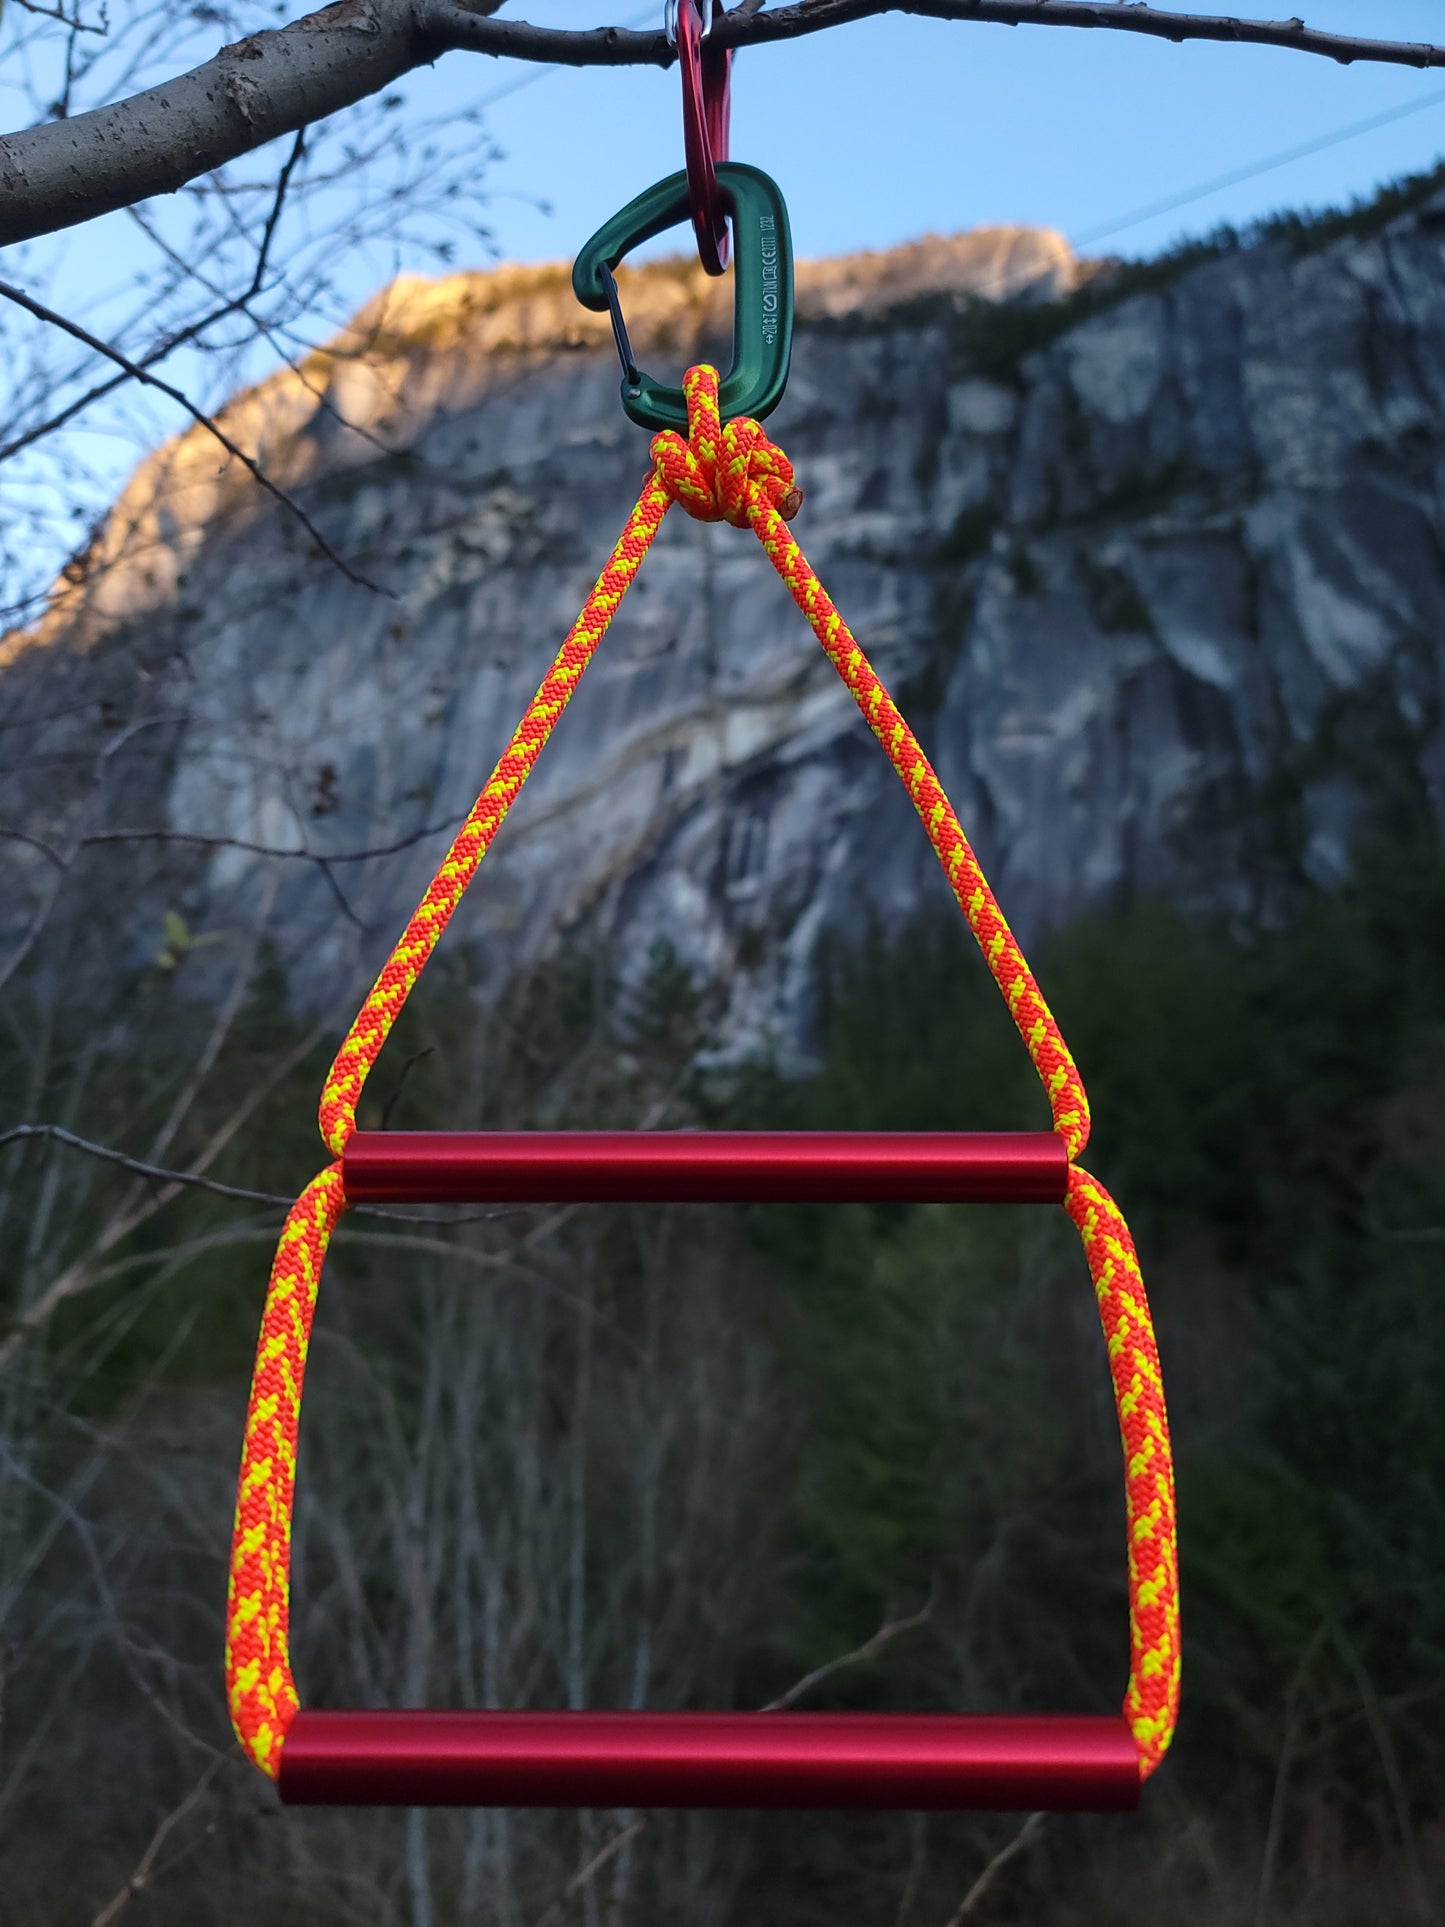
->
78, 816, 463, 866
937, 1810, 1046, 1925
0, 1, 502, 249
90, 1758, 227, 1927
0, 1123, 312, 1208
0, 817, 472, 934
531, 1821, 649, 1927
721, 1, 1445, 71
0, 1119, 571, 1373
761, 1581, 937, 1710
7, 0, 106, 29
0, 274, 388, 594
1, 2, 1442, 252
0, 1122, 548, 1227
528, 1589, 937, 1926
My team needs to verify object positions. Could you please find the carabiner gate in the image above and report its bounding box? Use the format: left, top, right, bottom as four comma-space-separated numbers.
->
669, 0, 732, 275
573, 162, 793, 432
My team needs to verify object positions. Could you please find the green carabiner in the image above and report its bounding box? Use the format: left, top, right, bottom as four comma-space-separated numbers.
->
573, 162, 793, 431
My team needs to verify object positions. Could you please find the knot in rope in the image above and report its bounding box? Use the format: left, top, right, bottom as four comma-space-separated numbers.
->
650, 364, 802, 529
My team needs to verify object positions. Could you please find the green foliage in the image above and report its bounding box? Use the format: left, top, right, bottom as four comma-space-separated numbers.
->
11, 796, 1445, 1905
944, 238, 1239, 389
153, 909, 222, 973
946, 158, 1445, 394
732, 844, 1445, 1818
1254, 157, 1445, 256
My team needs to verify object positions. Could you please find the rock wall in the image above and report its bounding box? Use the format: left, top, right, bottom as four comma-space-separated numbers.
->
6, 189, 1445, 1057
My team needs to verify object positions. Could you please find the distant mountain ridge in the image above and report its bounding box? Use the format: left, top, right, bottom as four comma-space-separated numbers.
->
2, 223, 1086, 665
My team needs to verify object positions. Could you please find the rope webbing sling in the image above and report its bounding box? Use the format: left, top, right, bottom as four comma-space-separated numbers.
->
226, 365, 1181, 1787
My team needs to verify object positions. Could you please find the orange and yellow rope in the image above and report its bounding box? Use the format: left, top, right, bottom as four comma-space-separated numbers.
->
226, 364, 1180, 1784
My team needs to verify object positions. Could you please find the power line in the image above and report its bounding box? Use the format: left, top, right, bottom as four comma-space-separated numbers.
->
1074, 84, 1445, 250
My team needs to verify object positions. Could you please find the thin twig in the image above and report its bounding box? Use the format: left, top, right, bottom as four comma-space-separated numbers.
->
763, 1581, 937, 1710
430, 0, 1445, 73
380, 1047, 436, 1130
252, 127, 309, 289
0, 825, 64, 865
938, 1810, 1046, 1925
0, 1019, 329, 1371
2, 2, 1442, 253
0, 714, 180, 1001
0, 277, 388, 596
0, 1124, 544, 1228
0, 1124, 312, 1209
0, 818, 448, 933
90, 822, 459, 865
528, 1590, 938, 1925
0, 817, 467, 869
89, 1758, 226, 1927
0, 131, 309, 465
894, 1812, 930, 1927
531, 1821, 650, 1927
1254, 1622, 1330, 1926
7, 0, 105, 28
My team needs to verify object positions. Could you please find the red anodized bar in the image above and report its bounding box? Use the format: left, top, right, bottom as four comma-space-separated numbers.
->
278, 1710, 1140, 1811
342, 1131, 1068, 1206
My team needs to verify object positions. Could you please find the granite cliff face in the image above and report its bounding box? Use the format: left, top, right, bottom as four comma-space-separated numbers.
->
6, 191, 1445, 1057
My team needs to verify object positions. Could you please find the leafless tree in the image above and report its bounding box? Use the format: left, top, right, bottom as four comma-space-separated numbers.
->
0, 2, 1442, 625
4, 6, 1445, 1925
0, 1, 502, 624
3, 0, 1443, 254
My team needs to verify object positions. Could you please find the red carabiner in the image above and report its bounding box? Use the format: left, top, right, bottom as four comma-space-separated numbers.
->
671, 0, 732, 274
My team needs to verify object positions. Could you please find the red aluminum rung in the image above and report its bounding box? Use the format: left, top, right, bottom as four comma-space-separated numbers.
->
342, 1131, 1067, 1206
278, 1710, 1140, 1811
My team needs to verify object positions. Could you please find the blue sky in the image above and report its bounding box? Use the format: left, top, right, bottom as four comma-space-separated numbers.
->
454, 1, 1445, 267
18, 5, 1445, 356
7, 3, 1445, 601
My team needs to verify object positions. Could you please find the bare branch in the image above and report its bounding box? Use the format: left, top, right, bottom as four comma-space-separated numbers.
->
938, 1811, 1046, 1926
762, 1582, 937, 1710
0, 1018, 330, 1373
252, 125, 309, 289
0, 275, 388, 594
0, 851, 67, 1000
0, 1124, 315, 1209
0, 1, 1441, 252
77, 815, 464, 866
0, 1, 507, 248
0, 1124, 554, 1227
531, 1822, 649, 1927
529, 1589, 937, 1925
894, 1813, 929, 1927
0, 817, 472, 932
719, 1, 1445, 71
90, 1758, 227, 1927
7, 0, 106, 29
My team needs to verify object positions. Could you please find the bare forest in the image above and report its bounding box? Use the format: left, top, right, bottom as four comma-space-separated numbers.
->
3, 5, 1445, 1924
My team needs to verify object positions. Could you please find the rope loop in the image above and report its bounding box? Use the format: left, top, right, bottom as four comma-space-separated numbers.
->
650, 364, 801, 528
226, 1161, 346, 1775
228, 365, 1180, 1788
